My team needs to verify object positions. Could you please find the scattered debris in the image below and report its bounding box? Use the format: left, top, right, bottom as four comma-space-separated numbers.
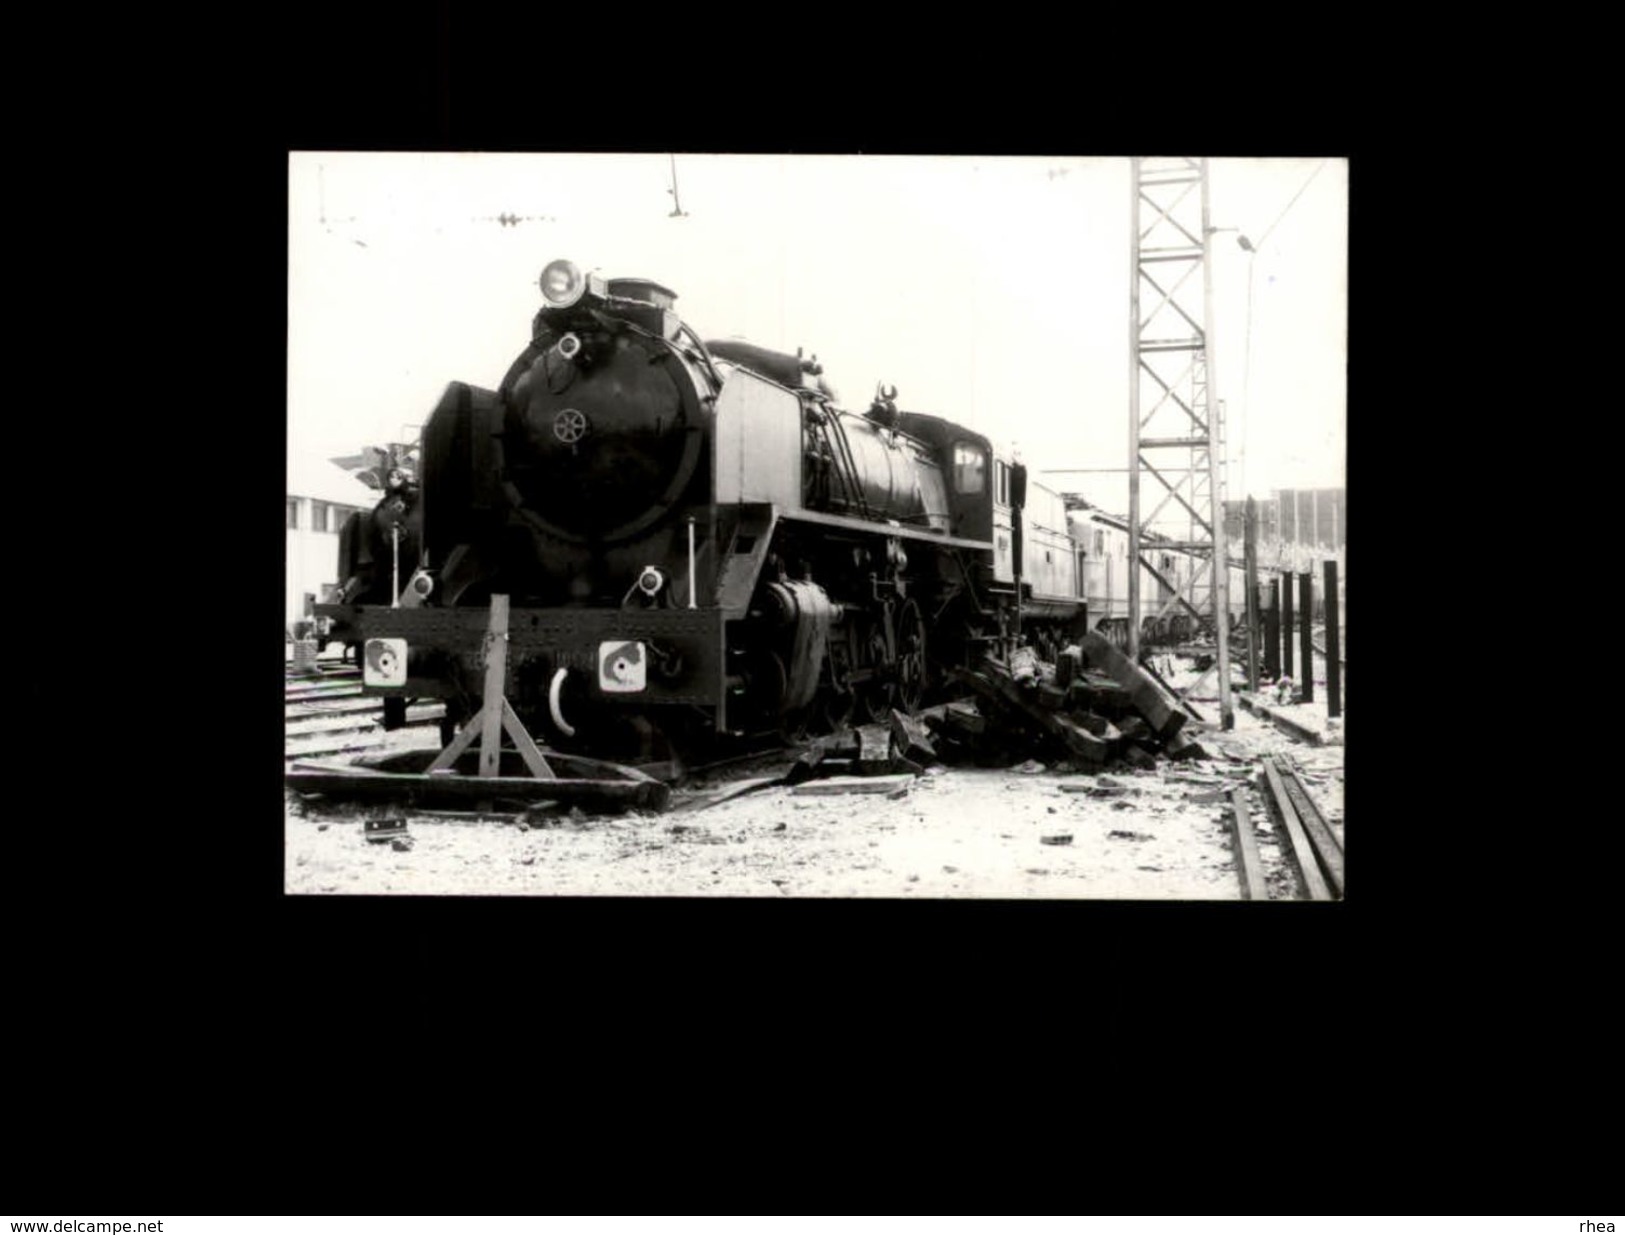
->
916, 641, 1218, 776
1121, 746, 1157, 772
669, 773, 789, 814
364, 818, 408, 844
1163, 731, 1210, 762
1039, 834, 1074, 846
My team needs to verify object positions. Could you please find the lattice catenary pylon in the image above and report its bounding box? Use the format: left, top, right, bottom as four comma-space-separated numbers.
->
1127, 156, 1233, 728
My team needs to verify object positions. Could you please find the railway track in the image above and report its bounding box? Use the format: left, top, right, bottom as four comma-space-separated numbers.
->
284, 662, 445, 762
1224, 755, 1342, 901
1259, 755, 1342, 899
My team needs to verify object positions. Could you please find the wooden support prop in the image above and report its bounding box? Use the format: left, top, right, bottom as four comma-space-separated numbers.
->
1260, 757, 1333, 901
1079, 632, 1187, 739
428, 595, 555, 780
1228, 788, 1268, 901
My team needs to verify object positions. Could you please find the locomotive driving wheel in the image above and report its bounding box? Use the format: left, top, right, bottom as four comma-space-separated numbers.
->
858, 626, 896, 724
895, 597, 927, 713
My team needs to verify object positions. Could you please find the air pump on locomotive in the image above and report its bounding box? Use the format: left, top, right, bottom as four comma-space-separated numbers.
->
318, 258, 1062, 759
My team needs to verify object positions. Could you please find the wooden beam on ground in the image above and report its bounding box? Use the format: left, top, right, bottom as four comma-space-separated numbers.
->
1260, 757, 1333, 901
1050, 715, 1110, 765
1228, 787, 1268, 901
951, 665, 1105, 764
1079, 631, 1187, 739
943, 699, 986, 735
889, 708, 937, 763
857, 723, 894, 775
1137, 654, 1206, 721
790, 774, 913, 797
669, 775, 787, 813
1067, 671, 1133, 718
284, 768, 668, 811
785, 737, 831, 785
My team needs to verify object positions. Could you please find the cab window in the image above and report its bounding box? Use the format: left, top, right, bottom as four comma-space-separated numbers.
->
953, 442, 986, 494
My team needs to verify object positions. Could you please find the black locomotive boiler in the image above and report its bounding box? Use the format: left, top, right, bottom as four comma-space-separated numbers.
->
319, 258, 1081, 757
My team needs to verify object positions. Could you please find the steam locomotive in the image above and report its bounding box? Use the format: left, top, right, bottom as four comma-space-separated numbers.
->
316, 259, 1215, 758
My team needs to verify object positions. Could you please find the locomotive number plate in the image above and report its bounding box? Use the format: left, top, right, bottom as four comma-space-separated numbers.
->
598, 640, 647, 692
364, 638, 408, 687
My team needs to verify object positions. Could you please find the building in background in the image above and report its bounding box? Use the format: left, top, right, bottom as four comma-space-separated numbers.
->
1223, 488, 1344, 553
1223, 488, 1345, 637
287, 450, 377, 632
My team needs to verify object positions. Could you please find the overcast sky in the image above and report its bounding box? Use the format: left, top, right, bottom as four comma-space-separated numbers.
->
288, 154, 1346, 516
